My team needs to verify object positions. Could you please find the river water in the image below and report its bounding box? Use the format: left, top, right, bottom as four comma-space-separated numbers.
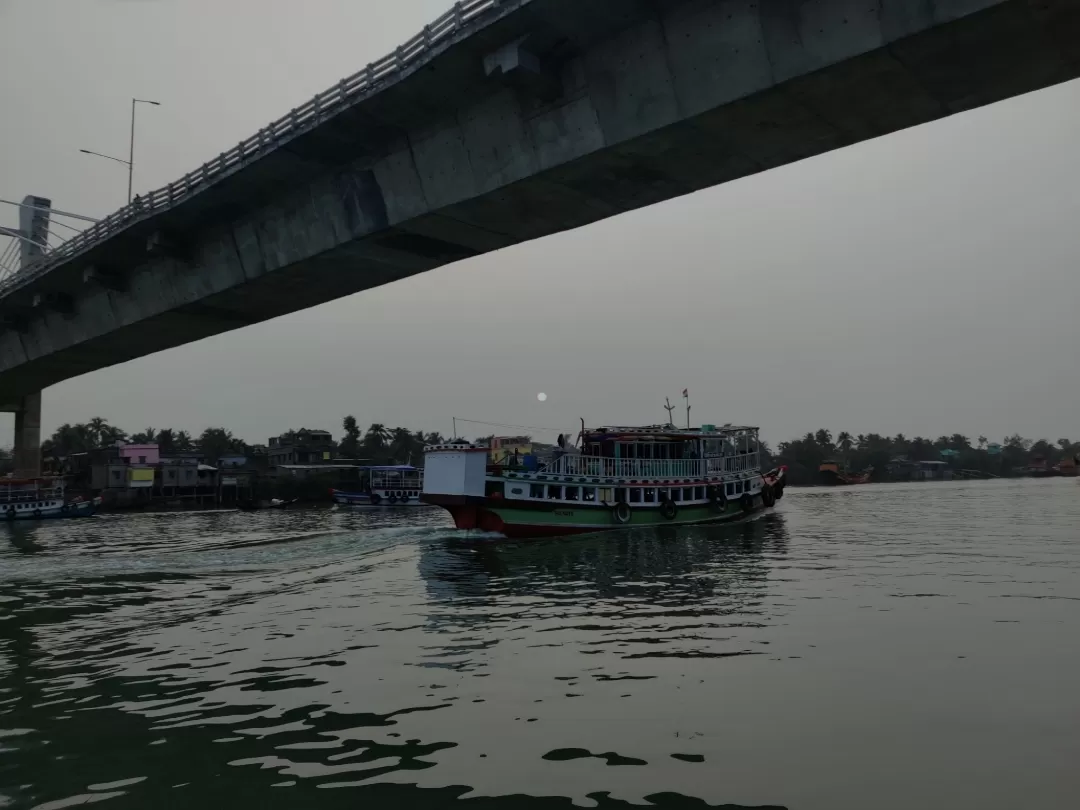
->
0, 479, 1077, 810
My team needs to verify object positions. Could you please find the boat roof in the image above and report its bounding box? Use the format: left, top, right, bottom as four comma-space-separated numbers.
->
584, 424, 758, 441
360, 465, 419, 471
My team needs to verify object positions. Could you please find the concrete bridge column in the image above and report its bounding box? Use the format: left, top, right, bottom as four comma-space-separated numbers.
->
7, 195, 51, 479
12, 393, 41, 479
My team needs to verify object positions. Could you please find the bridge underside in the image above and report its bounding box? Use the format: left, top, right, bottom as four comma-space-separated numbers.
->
1, 0, 1077, 400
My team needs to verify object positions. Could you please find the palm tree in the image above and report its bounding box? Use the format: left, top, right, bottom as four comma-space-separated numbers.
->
978, 435, 988, 450
87, 417, 109, 447
155, 429, 176, 454
130, 427, 156, 444
389, 427, 418, 464
814, 429, 833, 450
174, 430, 194, 452
836, 431, 853, 455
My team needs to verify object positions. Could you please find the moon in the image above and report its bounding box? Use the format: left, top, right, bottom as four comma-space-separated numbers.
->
537, 392, 548, 402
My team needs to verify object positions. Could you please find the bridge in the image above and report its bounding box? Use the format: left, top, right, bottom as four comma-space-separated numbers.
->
2, 0, 1077, 475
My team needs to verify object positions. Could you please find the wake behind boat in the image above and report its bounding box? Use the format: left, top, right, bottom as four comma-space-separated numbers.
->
0, 477, 101, 521
422, 422, 786, 539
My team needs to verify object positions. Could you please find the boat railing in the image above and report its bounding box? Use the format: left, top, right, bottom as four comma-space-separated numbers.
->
542, 453, 762, 480
371, 471, 423, 489
542, 455, 707, 480
706, 453, 760, 474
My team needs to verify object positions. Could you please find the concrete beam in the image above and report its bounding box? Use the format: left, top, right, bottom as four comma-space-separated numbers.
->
484, 36, 562, 101
83, 265, 129, 292
32, 293, 75, 316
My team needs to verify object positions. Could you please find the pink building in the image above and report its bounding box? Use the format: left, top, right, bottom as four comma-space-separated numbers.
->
118, 443, 160, 466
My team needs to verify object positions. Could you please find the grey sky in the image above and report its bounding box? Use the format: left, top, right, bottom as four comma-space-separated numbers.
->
1, 0, 1078, 448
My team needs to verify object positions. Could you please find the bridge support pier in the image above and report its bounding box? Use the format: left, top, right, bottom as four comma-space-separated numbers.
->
12, 392, 41, 479
4, 195, 50, 479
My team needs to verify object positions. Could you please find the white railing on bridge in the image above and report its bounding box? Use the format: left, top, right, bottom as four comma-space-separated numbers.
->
0, 0, 511, 296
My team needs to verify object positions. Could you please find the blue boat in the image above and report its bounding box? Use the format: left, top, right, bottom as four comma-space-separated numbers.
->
332, 465, 427, 508
0, 477, 102, 521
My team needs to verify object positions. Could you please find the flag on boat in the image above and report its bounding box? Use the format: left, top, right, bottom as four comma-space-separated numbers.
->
682, 389, 688, 398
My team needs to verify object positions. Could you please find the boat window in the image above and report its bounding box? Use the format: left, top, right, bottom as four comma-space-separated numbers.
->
681, 487, 693, 502
564, 487, 580, 501
695, 486, 705, 500
510, 487, 523, 496
726, 482, 735, 497
530, 484, 544, 499
644, 487, 656, 503
614, 488, 626, 504
547, 485, 562, 500
582, 488, 596, 502
735, 481, 744, 494
629, 488, 641, 504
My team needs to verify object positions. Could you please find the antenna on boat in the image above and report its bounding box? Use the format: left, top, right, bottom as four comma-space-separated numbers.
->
683, 388, 691, 429
452, 417, 457, 440
664, 397, 675, 427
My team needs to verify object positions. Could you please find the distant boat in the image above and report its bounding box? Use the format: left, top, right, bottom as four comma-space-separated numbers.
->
819, 460, 873, 486
332, 465, 427, 508
0, 477, 101, 520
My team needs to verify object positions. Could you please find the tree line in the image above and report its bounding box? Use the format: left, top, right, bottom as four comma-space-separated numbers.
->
35, 418, 1079, 483
773, 430, 1080, 485
38, 416, 451, 467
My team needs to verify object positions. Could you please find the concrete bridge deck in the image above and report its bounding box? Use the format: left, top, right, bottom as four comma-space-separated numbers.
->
1, 0, 1077, 403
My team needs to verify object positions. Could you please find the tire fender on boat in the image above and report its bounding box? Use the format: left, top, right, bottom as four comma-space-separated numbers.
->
660, 499, 678, 521
369, 493, 381, 506
708, 487, 727, 514
761, 484, 775, 508
32, 509, 42, 519
388, 495, 398, 505
613, 502, 632, 525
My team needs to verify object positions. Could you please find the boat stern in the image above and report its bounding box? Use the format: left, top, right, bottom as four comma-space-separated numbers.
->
422, 443, 492, 528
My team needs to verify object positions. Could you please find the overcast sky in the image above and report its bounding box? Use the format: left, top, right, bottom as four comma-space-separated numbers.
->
1, 0, 1078, 448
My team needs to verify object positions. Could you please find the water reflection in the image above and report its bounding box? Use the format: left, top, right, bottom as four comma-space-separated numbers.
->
421, 513, 789, 600
0, 510, 792, 809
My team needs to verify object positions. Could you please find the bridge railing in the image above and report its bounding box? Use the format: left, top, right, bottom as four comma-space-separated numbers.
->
0, 0, 506, 295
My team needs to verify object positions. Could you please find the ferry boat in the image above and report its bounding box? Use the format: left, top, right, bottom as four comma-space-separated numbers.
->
331, 465, 427, 508
422, 423, 786, 539
0, 477, 102, 521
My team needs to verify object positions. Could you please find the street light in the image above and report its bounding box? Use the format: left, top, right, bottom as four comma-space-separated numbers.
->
79, 98, 160, 204
129, 98, 160, 204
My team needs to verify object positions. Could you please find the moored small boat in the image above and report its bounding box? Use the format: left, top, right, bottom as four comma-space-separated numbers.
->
0, 477, 101, 521
332, 465, 427, 508
819, 460, 874, 486
237, 498, 298, 512
422, 422, 786, 539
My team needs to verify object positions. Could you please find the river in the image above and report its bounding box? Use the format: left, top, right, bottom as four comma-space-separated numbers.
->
1, 479, 1078, 809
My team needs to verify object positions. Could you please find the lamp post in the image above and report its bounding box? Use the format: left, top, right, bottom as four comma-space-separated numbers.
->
80, 98, 160, 204
129, 98, 160, 203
